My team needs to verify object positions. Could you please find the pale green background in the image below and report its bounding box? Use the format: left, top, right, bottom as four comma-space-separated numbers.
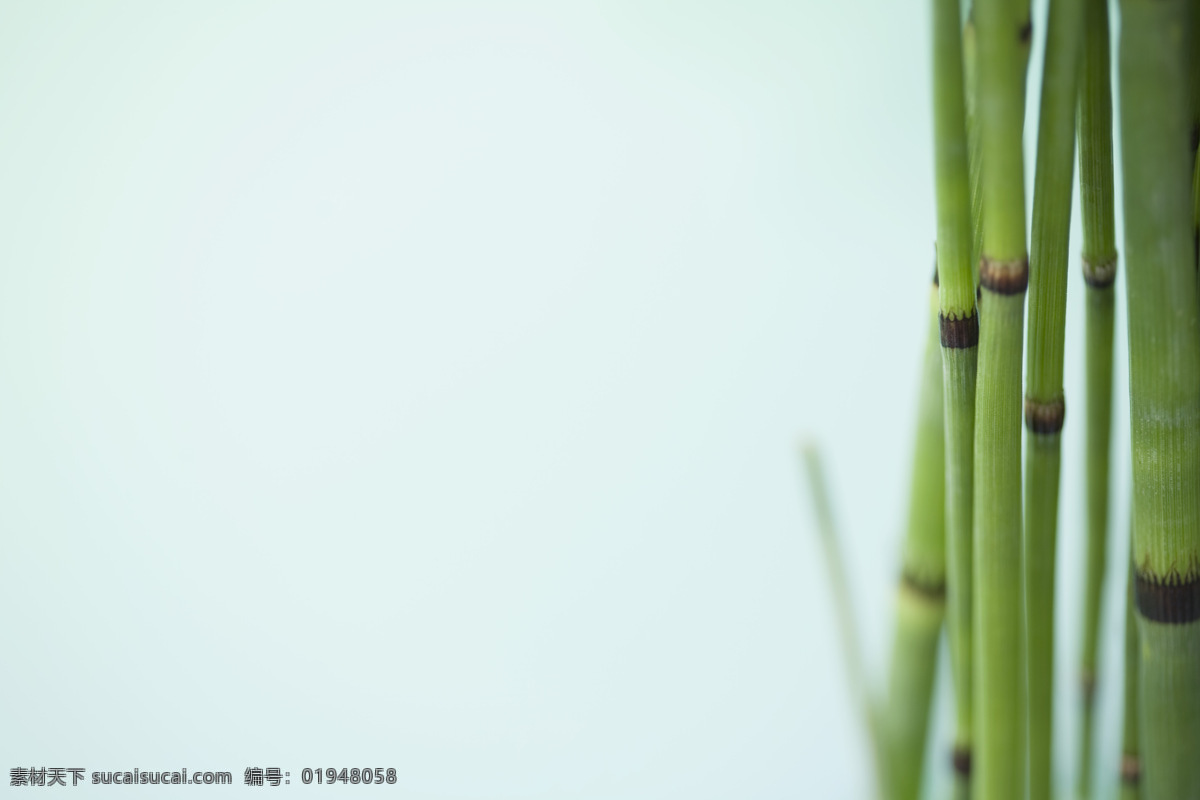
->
0, 1, 1131, 797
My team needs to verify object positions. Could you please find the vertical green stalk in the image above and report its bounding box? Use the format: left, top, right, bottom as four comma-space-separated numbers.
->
1194, 5, 1200, 275
963, 0, 1031, 290
886, 276, 947, 800
1192, 6, 1200, 187
1120, 539, 1141, 800
1118, 1, 1200, 797
1023, 0, 1084, 799
964, 18, 984, 290
942, 338, 978, 800
1075, 0, 1118, 794
1193, 136, 1200, 275
971, 0, 1028, 798
932, 0, 977, 794
801, 444, 887, 798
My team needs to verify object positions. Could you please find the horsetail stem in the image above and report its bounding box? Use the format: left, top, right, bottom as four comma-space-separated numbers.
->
1121, 539, 1141, 800
1118, 0, 1200, 796
971, 0, 1029, 796
1193, 138, 1199, 273
962, 0, 1031, 289
932, 0, 977, 792
801, 444, 886, 797
1075, 0, 1118, 793
964, 17, 984, 291
1023, 0, 1085, 798
886, 275, 947, 800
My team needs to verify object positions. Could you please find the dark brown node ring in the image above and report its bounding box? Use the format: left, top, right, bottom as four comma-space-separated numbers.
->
979, 255, 1029, 295
1120, 753, 1141, 787
1134, 572, 1200, 625
901, 569, 946, 603
1082, 256, 1117, 289
951, 746, 972, 778
1024, 397, 1065, 435
939, 311, 980, 349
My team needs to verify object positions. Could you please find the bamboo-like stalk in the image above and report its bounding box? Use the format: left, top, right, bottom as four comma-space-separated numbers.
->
971, 0, 1029, 797
963, 0, 1030, 292
1118, 1, 1200, 796
964, 18, 983, 290
1192, 7, 1200, 185
1075, 0, 1118, 793
1022, 0, 1084, 798
885, 275, 947, 800
1121, 539, 1141, 800
801, 444, 887, 798
931, 0, 977, 793
1193, 138, 1199, 274
1194, 9, 1200, 276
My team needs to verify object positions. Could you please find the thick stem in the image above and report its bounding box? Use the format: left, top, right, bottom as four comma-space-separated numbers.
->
1119, 0, 1200, 796
972, 0, 1029, 797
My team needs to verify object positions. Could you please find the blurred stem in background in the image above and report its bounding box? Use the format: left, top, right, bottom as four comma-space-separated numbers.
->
885, 276, 947, 800
802, 282, 951, 800
1075, 0, 1118, 792
1121, 536, 1140, 800
801, 444, 887, 799
1118, 0, 1200, 796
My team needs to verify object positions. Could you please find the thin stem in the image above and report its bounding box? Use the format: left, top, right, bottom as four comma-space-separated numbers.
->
1023, 0, 1085, 798
801, 443, 886, 798
1121, 534, 1141, 800
1118, 0, 1200, 796
932, 0, 977, 793
1076, 0, 1118, 793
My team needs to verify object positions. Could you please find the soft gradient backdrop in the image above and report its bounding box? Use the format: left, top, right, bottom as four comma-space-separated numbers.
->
0, 1, 1130, 797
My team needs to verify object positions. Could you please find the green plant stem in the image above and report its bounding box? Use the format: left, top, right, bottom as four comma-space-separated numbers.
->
1193, 139, 1199, 274
972, 0, 1029, 797
801, 444, 886, 798
932, 0, 977, 794
886, 277, 947, 800
963, 0, 1031, 291
964, 18, 983, 290
1023, 0, 1085, 798
1075, 0, 1118, 793
1193, 7, 1200, 182
1118, 1, 1200, 797
1121, 537, 1141, 800
942, 348, 978, 800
